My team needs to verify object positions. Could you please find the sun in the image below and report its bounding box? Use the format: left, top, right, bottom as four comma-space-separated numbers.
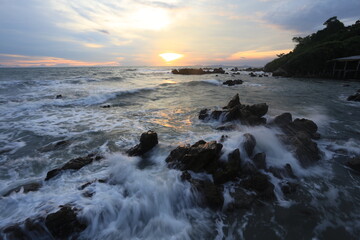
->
159, 53, 184, 62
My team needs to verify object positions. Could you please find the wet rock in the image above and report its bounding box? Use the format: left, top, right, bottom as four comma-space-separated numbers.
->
180, 171, 192, 181
171, 68, 225, 75
166, 140, 223, 173
127, 130, 158, 156
243, 133, 256, 157
213, 149, 241, 184
247, 103, 268, 118
38, 140, 71, 152
210, 110, 224, 120
291, 131, 321, 167
219, 135, 229, 143
101, 104, 111, 108
45, 153, 102, 181
216, 124, 236, 131
273, 112, 292, 127
3, 182, 42, 197
225, 93, 241, 109
268, 164, 296, 179
55, 94, 62, 99
242, 162, 258, 175
199, 108, 210, 120
3, 225, 28, 239
346, 157, 360, 172
292, 118, 318, 138
347, 92, 360, 101
223, 80, 243, 86
193, 180, 224, 210
228, 187, 255, 210
45, 206, 86, 239
252, 152, 266, 169
242, 173, 275, 200
280, 181, 298, 194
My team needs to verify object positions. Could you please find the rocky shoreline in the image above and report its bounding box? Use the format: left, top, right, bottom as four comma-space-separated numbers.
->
1, 93, 359, 239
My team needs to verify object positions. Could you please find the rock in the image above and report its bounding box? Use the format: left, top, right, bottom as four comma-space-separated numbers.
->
223, 80, 243, 86
166, 140, 223, 173
280, 181, 298, 194
292, 118, 318, 138
127, 130, 158, 156
252, 152, 266, 169
347, 92, 360, 101
228, 187, 255, 210
45, 153, 102, 181
268, 164, 296, 179
242, 162, 258, 175
193, 180, 224, 210
55, 94, 62, 99
45, 206, 86, 239
247, 103, 268, 118
346, 157, 360, 172
243, 133, 256, 157
213, 149, 241, 184
180, 171, 192, 181
216, 125, 236, 131
291, 132, 321, 167
272, 67, 288, 77
171, 68, 225, 75
3, 182, 42, 197
38, 140, 71, 152
224, 93, 241, 109
273, 113, 292, 127
343, 84, 350, 87
210, 110, 224, 120
199, 109, 210, 120
242, 173, 275, 200
101, 105, 111, 108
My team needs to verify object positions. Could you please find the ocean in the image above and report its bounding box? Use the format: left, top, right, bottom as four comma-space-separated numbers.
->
0, 66, 360, 239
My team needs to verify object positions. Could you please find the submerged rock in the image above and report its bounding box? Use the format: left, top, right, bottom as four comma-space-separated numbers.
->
3, 182, 42, 197
346, 157, 360, 172
45, 153, 102, 181
127, 130, 158, 156
347, 92, 360, 101
166, 140, 223, 173
45, 206, 86, 239
38, 140, 71, 152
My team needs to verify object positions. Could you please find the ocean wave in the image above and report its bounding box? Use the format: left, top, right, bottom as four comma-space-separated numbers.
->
186, 79, 222, 86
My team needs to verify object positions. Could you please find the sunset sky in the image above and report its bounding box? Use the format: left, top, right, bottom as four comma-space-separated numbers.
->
0, 0, 359, 67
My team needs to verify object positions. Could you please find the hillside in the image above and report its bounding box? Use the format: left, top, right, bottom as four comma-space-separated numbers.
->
264, 17, 360, 77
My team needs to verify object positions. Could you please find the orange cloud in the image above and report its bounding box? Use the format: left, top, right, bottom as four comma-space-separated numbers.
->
0, 54, 120, 67
219, 49, 292, 61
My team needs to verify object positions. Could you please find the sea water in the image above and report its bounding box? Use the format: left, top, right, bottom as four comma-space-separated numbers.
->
0, 67, 360, 239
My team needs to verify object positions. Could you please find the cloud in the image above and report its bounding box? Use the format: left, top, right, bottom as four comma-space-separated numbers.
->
0, 54, 120, 67
84, 43, 105, 48
262, 0, 360, 32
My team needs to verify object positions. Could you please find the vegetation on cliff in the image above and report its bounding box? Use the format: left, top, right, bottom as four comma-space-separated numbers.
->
264, 17, 360, 77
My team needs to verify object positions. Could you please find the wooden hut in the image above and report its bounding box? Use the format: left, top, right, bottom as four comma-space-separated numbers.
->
327, 55, 360, 79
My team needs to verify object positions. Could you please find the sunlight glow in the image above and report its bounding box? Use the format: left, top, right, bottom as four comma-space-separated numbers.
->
159, 53, 184, 62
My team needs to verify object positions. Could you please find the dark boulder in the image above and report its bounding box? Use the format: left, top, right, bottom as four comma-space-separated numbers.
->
291, 132, 321, 167
252, 152, 266, 169
243, 133, 256, 157
292, 118, 318, 138
3, 182, 42, 197
38, 140, 71, 152
242, 173, 275, 200
224, 93, 240, 109
55, 94, 63, 99
247, 103, 268, 118
45, 153, 102, 181
346, 157, 360, 172
280, 181, 298, 194
210, 110, 224, 120
268, 164, 296, 179
347, 92, 360, 101
193, 180, 224, 210
242, 162, 258, 175
199, 109, 210, 120
127, 130, 158, 156
228, 187, 255, 210
45, 206, 86, 239
273, 112, 292, 127
213, 149, 241, 184
223, 80, 243, 86
166, 140, 223, 173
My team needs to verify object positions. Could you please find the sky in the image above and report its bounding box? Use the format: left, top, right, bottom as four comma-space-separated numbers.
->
0, 0, 359, 67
